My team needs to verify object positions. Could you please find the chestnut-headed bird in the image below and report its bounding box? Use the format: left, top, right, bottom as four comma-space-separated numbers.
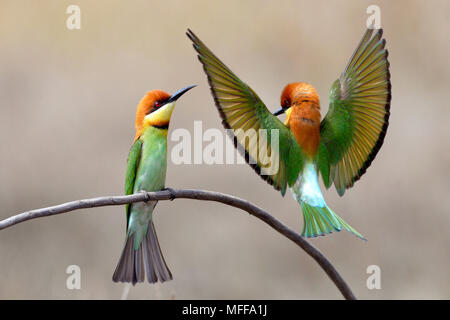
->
113, 85, 195, 284
187, 28, 390, 239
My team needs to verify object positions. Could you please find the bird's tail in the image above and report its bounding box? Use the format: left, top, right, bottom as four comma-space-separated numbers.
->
292, 162, 365, 240
112, 222, 172, 284
300, 201, 365, 239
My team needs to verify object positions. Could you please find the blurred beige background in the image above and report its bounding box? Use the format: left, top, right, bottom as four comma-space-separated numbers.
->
0, 0, 449, 299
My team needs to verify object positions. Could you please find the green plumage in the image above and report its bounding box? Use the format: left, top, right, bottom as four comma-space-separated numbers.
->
187, 29, 304, 196
188, 27, 391, 239
125, 139, 142, 226
127, 127, 167, 248
113, 126, 172, 284
320, 28, 391, 196
300, 201, 364, 239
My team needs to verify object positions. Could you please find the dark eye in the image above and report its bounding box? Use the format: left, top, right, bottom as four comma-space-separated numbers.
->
154, 101, 161, 108
283, 99, 289, 108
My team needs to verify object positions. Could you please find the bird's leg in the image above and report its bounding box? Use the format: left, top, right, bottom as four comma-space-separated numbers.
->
162, 187, 176, 201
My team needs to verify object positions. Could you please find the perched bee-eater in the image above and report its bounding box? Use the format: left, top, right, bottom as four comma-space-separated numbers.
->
113, 85, 195, 284
187, 28, 391, 239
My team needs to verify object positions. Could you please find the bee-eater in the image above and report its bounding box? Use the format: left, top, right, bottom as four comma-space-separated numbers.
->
113, 85, 195, 284
187, 28, 390, 239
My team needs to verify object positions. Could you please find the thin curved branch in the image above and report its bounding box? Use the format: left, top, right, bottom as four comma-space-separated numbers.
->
0, 189, 356, 300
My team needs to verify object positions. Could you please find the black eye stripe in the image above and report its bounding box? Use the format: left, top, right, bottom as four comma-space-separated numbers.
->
146, 99, 168, 114
153, 101, 163, 111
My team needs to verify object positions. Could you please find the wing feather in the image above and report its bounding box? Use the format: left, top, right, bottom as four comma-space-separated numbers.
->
320, 28, 391, 196
125, 139, 143, 228
187, 29, 303, 195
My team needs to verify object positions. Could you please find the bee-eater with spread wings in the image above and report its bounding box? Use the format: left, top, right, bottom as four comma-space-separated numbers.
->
113, 85, 195, 284
187, 28, 390, 239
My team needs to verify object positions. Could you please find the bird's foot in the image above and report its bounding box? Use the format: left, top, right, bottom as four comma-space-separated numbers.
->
138, 190, 150, 202
163, 187, 176, 201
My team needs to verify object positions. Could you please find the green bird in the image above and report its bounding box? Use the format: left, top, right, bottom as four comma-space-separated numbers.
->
187, 28, 391, 239
113, 85, 195, 284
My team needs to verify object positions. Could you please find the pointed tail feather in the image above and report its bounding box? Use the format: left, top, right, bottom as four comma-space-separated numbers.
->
143, 222, 172, 282
292, 162, 365, 240
112, 234, 144, 285
112, 222, 172, 284
300, 201, 365, 240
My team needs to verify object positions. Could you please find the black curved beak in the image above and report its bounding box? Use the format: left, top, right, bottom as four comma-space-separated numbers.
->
273, 107, 285, 116
167, 85, 197, 103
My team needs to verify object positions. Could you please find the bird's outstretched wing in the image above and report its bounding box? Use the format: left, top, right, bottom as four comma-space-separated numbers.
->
319, 28, 391, 196
124, 139, 143, 228
187, 29, 303, 196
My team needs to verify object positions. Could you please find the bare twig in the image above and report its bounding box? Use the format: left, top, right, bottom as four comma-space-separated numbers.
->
0, 189, 356, 300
